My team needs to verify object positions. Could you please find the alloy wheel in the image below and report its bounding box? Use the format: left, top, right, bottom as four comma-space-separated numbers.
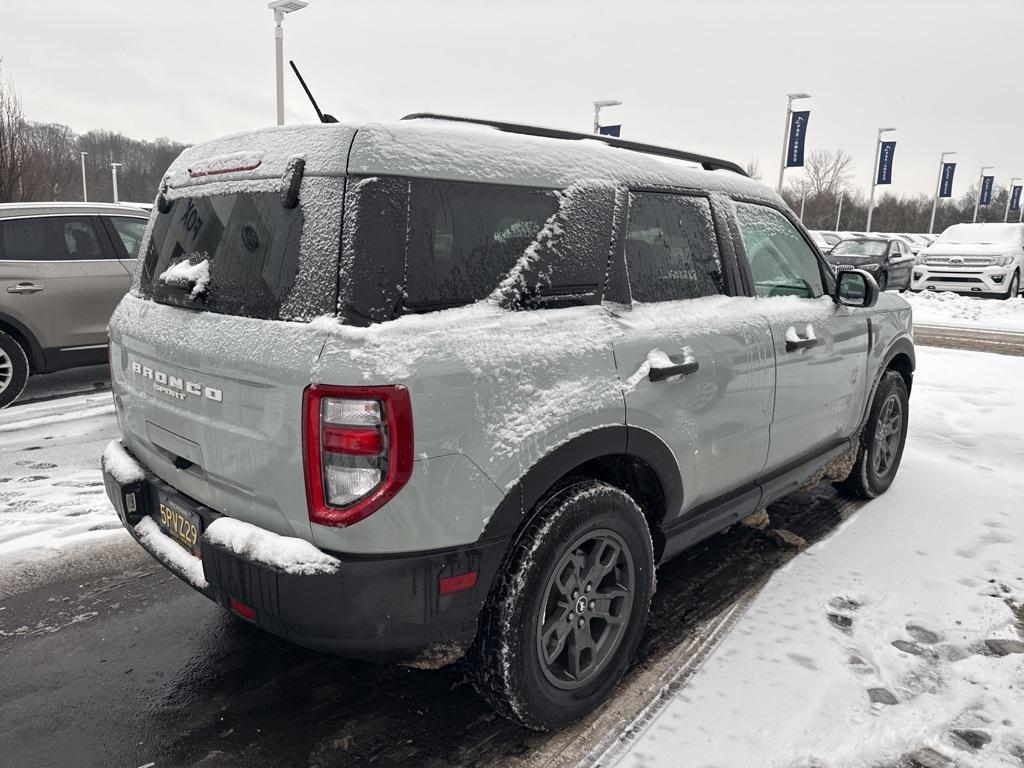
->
0, 348, 12, 395
536, 529, 635, 690
872, 392, 903, 477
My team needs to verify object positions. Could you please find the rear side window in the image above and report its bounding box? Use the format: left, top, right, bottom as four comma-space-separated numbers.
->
624, 193, 723, 302
139, 193, 304, 321
734, 203, 825, 299
0, 216, 109, 261
107, 217, 148, 259
341, 177, 614, 324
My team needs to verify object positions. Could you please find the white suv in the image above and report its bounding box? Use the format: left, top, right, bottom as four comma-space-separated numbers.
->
912, 223, 1024, 299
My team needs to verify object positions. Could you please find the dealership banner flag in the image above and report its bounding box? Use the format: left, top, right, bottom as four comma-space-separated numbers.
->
876, 141, 896, 185
939, 163, 956, 198
1011, 185, 1023, 212
785, 110, 810, 168
598, 124, 621, 137
980, 175, 995, 206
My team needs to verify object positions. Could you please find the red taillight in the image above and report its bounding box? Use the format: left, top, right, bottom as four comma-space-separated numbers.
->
302, 385, 414, 528
229, 597, 256, 622
323, 426, 383, 456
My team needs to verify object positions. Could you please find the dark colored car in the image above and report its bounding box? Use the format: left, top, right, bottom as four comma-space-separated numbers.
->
826, 237, 914, 292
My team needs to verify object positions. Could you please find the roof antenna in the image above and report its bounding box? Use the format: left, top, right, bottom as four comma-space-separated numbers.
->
289, 60, 338, 123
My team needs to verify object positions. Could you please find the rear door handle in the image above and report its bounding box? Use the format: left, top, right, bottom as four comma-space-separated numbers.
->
6, 282, 44, 294
649, 356, 700, 382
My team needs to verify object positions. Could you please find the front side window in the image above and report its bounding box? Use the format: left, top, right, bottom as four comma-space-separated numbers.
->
624, 193, 723, 303
0, 216, 108, 261
734, 203, 825, 298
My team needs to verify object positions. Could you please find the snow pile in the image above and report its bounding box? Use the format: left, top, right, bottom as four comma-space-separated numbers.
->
158, 258, 210, 298
204, 517, 340, 576
134, 516, 207, 589
615, 346, 1024, 768
906, 290, 1024, 332
101, 440, 144, 484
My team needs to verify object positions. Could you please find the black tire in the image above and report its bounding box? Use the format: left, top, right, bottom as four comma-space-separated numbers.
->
0, 331, 30, 409
876, 271, 888, 292
1000, 271, 1020, 300
836, 370, 909, 499
468, 481, 655, 731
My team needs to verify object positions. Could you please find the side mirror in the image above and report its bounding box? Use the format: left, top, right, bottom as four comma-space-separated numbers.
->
835, 269, 879, 308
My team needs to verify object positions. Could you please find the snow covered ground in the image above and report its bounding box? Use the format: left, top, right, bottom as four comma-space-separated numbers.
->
614, 345, 1024, 768
906, 290, 1024, 333
0, 390, 123, 562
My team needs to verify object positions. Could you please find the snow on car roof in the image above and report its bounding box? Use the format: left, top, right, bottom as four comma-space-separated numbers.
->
166, 119, 777, 200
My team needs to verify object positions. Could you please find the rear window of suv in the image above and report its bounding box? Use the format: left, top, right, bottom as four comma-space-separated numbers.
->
138, 193, 305, 321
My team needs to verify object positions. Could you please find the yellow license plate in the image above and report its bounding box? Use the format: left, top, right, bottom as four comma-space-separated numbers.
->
157, 494, 201, 555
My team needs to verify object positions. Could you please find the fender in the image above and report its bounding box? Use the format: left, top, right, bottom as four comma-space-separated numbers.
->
859, 332, 915, 432
479, 424, 683, 545
0, 311, 45, 372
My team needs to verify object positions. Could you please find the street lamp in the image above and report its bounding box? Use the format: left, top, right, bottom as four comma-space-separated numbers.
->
865, 127, 896, 232
776, 92, 810, 193
269, 0, 308, 126
1004, 177, 1021, 222
110, 163, 122, 204
835, 187, 844, 230
973, 166, 993, 223
80, 151, 88, 202
593, 100, 622, 135
928, 151, 955, 234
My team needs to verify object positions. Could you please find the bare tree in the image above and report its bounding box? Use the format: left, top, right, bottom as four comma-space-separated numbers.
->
0, 63, 29, 202
802, 149, 854, 197
20, 121, 76, 201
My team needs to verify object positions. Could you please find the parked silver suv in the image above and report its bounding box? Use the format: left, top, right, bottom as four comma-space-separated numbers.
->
0, 202, 149, 407
102, 117, 914, 730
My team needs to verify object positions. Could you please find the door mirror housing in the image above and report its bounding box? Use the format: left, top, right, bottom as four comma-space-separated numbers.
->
835, 268, 879, 308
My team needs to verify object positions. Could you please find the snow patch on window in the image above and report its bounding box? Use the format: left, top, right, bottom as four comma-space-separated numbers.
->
159, 258, 210, 298
204, 517, 340, 576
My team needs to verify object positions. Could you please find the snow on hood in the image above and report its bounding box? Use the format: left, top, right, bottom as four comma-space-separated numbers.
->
922, 241, 1021, 256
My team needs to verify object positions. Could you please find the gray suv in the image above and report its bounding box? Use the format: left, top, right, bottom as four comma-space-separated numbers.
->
0, 202, 149, 407
101, 116, 914, 730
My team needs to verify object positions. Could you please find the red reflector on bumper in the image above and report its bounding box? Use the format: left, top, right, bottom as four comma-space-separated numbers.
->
229, 597, 256, 622
439, 571, 478, 596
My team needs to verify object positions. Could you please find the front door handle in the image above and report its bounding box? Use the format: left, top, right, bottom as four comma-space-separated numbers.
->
785, 325, 819, 352
6, 282, 44, 294
649, 356, 700, 382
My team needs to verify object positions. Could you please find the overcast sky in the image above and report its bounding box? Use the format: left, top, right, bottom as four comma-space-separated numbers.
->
2, 0, 1021, 199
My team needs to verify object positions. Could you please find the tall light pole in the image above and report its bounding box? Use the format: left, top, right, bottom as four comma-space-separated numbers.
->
973, 166, 993, 223
799, 177, 807, 222
269, 0, 308, 126
110, 163, 122, 204
929, 151, 955, 234
865, 126, 896, 232
835, 187, 844, 230
593, 99, 622, 135
1004, 177, 1021, 222
776, 92, 810, 193
80, 151, 88, 202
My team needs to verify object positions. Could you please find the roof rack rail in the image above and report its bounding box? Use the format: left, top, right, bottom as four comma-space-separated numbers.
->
401, 113, 748, 177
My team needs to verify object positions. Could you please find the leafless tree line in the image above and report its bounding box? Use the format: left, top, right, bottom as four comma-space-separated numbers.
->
0, 64, 186, 204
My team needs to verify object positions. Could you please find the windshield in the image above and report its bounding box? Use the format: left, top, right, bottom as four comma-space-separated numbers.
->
938, 224, 1023, 245
139, 193, 308, 320
831, 239, 887, 257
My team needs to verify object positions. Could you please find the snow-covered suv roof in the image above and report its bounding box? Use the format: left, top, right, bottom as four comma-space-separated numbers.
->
164, 118, 778, 203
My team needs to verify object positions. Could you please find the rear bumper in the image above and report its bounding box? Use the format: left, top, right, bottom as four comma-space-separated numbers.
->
102, 445, 506, 665
911, 265, 1015, 296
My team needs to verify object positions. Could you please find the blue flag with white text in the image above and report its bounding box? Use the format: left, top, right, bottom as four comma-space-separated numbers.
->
876, 142, 896, 185
980, 176, 995, 206
785, 111, 810, 168
598, 125, 621, 137
939, 163, 956, 198
1011, 185, 1022, 212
